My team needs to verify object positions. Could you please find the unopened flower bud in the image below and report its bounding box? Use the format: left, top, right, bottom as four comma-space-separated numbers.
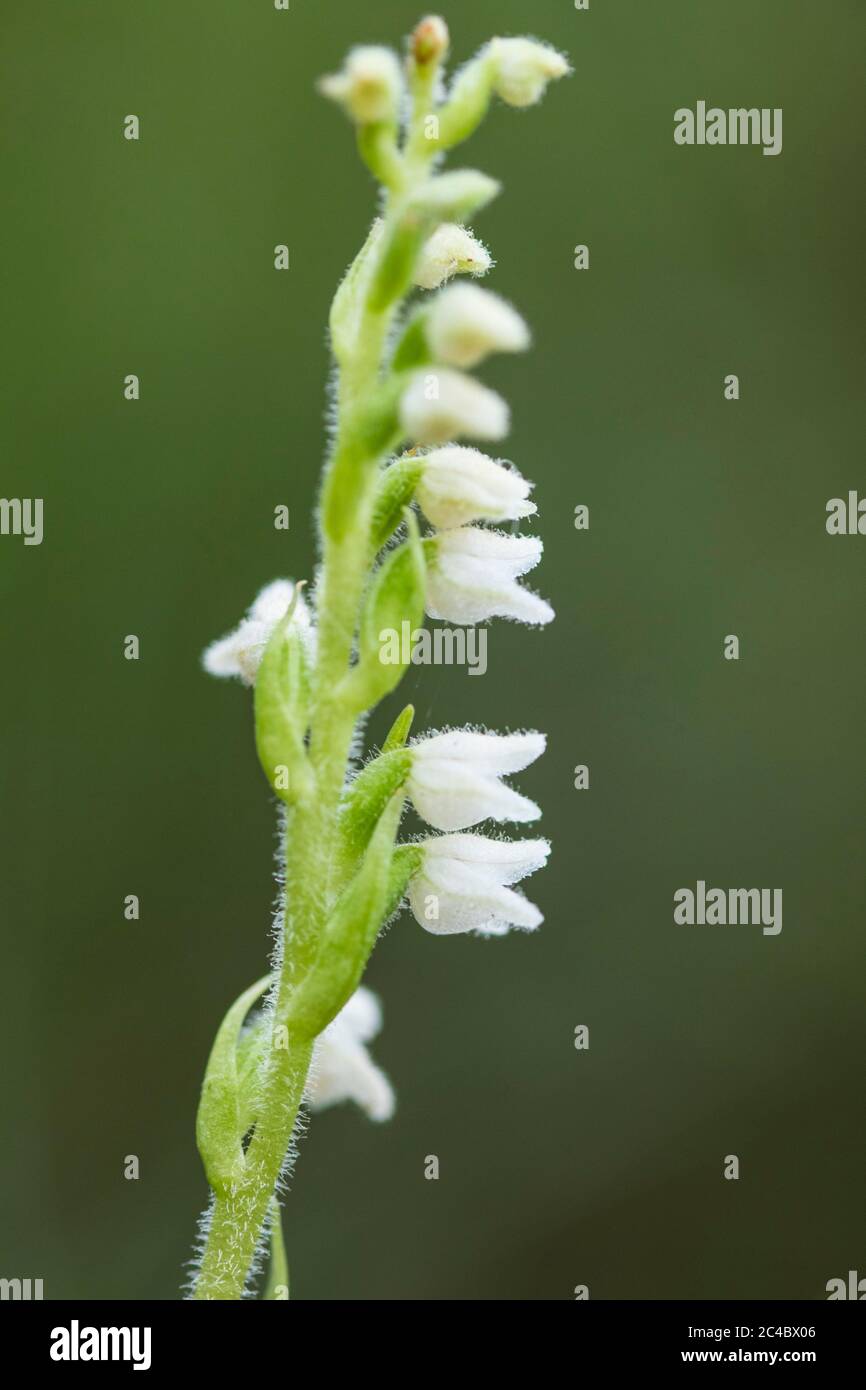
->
416, 446, 535, 529
400, 369, 509, 445
411, 15, 450, 67
492, 37, 571, 109
319, 46, 403, 125
427, 283, 530, 369
414, 223, 492, 291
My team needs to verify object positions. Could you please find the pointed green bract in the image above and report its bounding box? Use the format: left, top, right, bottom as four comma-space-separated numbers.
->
382, 703, 415, 752
344, 509, 426, 711
196, 975, 272, 1196
371, 457, 424, 551
254, 606, 313, 804
282, 795, 405, 1039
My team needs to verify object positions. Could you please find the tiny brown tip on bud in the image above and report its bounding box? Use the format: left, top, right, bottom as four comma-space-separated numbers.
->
411, 15, 449, 66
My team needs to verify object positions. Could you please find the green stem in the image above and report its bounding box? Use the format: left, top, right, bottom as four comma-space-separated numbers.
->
193, 92, 440, 1301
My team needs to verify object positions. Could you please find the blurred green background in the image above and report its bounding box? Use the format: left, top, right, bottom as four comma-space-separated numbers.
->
2, 0, 863, 1300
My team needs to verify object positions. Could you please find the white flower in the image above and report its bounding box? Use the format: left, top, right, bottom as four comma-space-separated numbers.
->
492, 38, 571, 109
202, 579, 313, 686
408, 833, 550, 935
318, 46, 403, 125
414, 223, 493, 291
416, 445, 535, 528
426, 284, 530, 369
426, 526, 554, 626
400, 369, 509, 445
410, 729, 545, 830
305, 987, 394, 1122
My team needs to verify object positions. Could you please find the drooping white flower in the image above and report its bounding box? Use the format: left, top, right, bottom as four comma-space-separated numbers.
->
318, 46, 403, 125
426, 526, 554, 626
491, 38, 571, 109
416, 445, 535, 528
410, 729, 545, 830
426, 284, 530, 369
305, 986, 394, 1122
202, 579, 314, 686
408, 833, 551, 935
414, 223, 493, 291
400, 369, 509, 445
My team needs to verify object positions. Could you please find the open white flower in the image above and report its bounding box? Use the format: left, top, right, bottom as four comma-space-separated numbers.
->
426, 526, 554, 626
492, 38, 571, 109
408, 833, 550, 935
416, 445, 535, 528
400, 369, 509, 444
410, 729, 545, 830
427, 284, 530, 369
414, 223, 493, 291
318, 46, 404, 125
202, 579, 314, 686
305, 987, 394, 1122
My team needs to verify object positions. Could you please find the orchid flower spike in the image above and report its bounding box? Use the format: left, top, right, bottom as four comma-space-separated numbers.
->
400, 368, 509, 444
409, 729, 545, 830
305, 987, 394, 1122
426, 283, 530, 369
426, 526, 554, 626
408, 833, 551, 935
415, 445, 535, 528
414, 223, 493, 291
202, 580, 314, 686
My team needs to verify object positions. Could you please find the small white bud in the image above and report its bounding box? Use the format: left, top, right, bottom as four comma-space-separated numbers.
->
426, 284, 530, 369
318, 46, 403, 125
414, 223, 493, 291
202, 579, 314, 686
400, 369, 509, 445
408, 833, 551, 935
492, 37, 571, 109
426, 526, 554, 627
305, 987, 394, 1122
416, 446, 535, 528
410, 729, 546, 831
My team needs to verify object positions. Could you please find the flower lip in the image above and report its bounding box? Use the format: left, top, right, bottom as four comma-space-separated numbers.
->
202, 579, 313, 686
408, 831, 551, 935
409, 728, 546, 830
305, 986, 394, 1122
416, 445, 535, 528
426, 525, 554, 627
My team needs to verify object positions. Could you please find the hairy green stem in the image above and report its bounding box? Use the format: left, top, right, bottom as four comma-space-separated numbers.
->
194, 114, 438, 1301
